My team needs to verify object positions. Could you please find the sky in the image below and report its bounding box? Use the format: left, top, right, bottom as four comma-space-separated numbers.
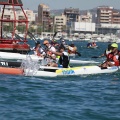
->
22, 0, 120, 10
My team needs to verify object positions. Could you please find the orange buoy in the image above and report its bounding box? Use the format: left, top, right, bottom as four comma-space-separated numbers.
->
0, 67, 23, 75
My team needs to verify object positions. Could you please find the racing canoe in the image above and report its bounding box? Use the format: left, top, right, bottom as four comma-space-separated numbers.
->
0, 52, 99, 64
24, 65, 118, 77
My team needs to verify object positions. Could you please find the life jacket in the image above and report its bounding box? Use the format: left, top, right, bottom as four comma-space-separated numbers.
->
45, 45, 55, 56
113, 55, 119, 66
47, 51, 52, 56
107, 51, 120, 66
35, 47, 44, 56
107, 52, 114, 61
46, 45, 57, 63
59, 51, 70, 68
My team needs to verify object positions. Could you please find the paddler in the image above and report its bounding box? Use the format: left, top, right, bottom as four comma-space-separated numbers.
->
92, 42, 97, 47
67, 43, 81, 56
98, 44, 112, 58
33, 41, 45, 57
68, 43, 77, 54
43, 40, 58, 67
60, 39, 68, 49
50, 45, 70, 68
99, 43, 120, 67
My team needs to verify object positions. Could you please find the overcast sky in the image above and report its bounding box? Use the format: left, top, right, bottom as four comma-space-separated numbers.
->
22, 0, 120, 10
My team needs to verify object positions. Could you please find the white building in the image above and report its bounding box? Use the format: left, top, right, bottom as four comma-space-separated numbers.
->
0, 6, 36, 27
80, 11, 92, 22
73, 22, 96, 32
24, 10, 35, 24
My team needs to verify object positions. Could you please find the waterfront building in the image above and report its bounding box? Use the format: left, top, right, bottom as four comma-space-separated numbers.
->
64, 7, 80, 23
38, 3, 52, 32
97, 6, 113, 24
0, 6, 36, 27
96, 6, 120, 34
72, 22, 96, 33
24, 10, 35, 25
54, 14, 66, 32
80, 11, 92, 23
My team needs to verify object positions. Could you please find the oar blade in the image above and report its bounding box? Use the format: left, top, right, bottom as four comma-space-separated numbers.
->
91, 56, 99, 58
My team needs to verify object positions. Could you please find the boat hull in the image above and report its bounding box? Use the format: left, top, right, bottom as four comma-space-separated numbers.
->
24, 66, 118, 77
0, 52, 99, 64
0, 67, 23, 75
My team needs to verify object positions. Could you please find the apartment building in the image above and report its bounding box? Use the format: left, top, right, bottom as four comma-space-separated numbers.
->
0, 6, 35, 27
24, 10, 35, 24
80, 11, 92, 22
64, 7, 80, 23
54, 14, 66, 32
97, 6, 120, 24
38, 4, 52, 31
112, 10, 120, 24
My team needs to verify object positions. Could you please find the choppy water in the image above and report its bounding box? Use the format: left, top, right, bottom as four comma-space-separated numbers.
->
0, 41, 120, 120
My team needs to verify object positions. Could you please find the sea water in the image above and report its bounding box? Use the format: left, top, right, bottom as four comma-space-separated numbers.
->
0, 41, 120, 120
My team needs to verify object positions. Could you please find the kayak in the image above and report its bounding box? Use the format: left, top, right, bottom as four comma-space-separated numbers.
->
0, 52, 99, 64
0, 66, 23, 75
0, 60, 21, 68
0, 60, 118, 77
87, 46, 98, 49
24, 65, 118, 77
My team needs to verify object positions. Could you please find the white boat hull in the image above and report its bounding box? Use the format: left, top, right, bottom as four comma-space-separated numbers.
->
24, 66, 118, 77
0, 52, 99, 64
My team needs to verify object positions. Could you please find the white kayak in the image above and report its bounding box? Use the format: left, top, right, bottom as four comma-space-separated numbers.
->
0, 52, 99, 64
24, 65, 118, 77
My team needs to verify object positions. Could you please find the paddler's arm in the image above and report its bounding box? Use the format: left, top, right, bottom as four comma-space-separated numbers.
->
51, 51, 62, 56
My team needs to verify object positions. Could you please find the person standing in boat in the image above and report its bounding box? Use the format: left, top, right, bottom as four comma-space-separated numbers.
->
50, 45, 70, 68
43, 40, 58, 67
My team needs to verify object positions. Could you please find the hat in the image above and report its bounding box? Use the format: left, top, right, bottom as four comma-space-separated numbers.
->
111, 43, 118, 48
43, 40, 49, 45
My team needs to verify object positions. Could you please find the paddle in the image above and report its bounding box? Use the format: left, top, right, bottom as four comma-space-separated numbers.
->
15, 33, 24, 42
91, 55, 104, 58
75, 51, 81, 56
27, 31, 37, 43
52, 32, 57, 41
91, 56, 100, 58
